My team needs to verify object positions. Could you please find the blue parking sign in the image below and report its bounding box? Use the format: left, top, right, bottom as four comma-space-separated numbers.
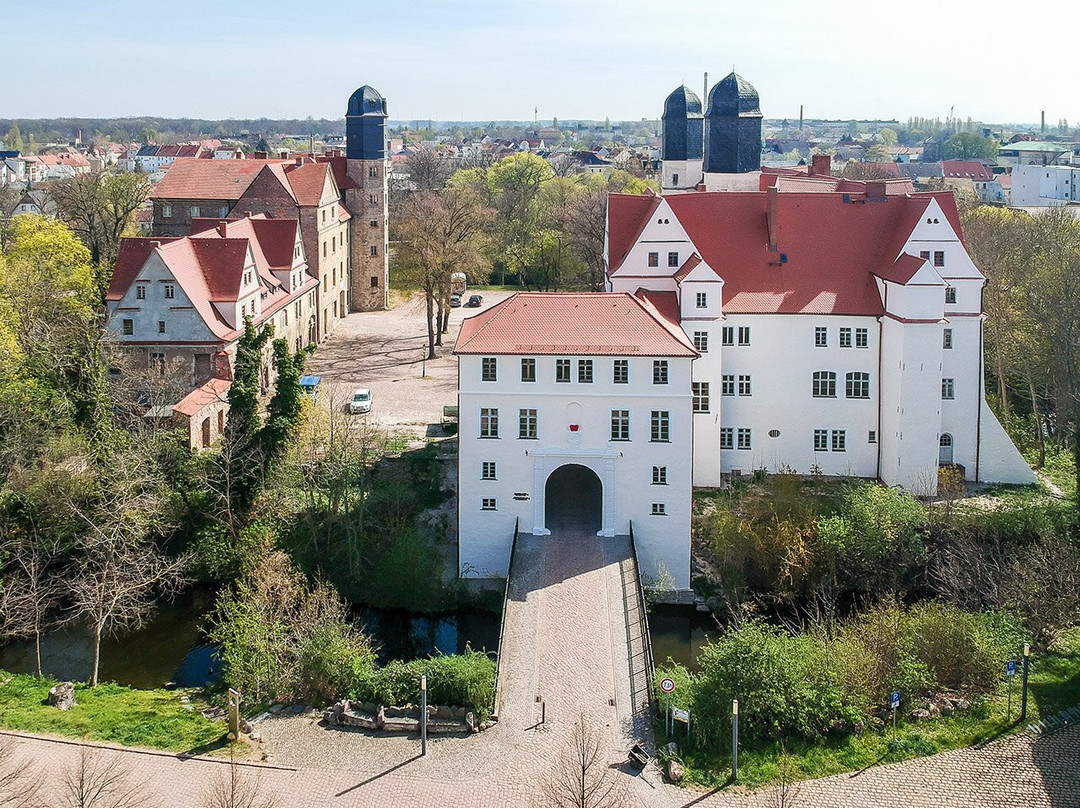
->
1006, 660, 1016, 677
891, 690, 900, 709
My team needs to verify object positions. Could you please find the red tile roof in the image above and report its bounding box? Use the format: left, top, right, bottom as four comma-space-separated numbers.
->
173, 377, 231, 418
107, 237, 180, 301
151, 158, 288, 201
282, 162, 333, 207
454, 292, 697, 356
941, 161, 994, 182
633, 289, 680, 324
607, 190, 963, 316
873, 252, 928, 285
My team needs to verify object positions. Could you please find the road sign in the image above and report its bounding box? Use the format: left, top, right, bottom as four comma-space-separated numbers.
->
891, 690, 900, 709
1006, 660, 1016, 677
660, 677, 675, 693
672, 707, 690, 724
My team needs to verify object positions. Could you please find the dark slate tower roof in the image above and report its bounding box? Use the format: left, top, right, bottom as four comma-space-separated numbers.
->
346, 85, 388, 161
347, 85, 387, 117
704, 72, 763, 174
663, 85, 703, 120
706, 72, 761, 118
662, 85, 704, 162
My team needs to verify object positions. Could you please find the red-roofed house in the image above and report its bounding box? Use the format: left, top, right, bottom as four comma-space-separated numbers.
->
454, 292, 697, 587
604, 187, 1035, 495
151, 156, 354, 339
106, 214, 316, 388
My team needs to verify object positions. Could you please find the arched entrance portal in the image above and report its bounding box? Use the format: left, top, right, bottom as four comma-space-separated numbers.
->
939, 433, 954, 465
545, 464, 602, 533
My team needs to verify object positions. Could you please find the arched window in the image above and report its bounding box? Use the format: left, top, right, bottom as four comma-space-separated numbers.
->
812, 371, 837, 398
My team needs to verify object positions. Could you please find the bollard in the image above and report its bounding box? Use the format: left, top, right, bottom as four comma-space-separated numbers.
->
227, 688, 240, 741
421, 674, 428, 756
731, 699, 739, 784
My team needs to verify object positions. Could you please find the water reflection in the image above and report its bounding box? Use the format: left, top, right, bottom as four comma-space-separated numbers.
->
648, 605, 718, 672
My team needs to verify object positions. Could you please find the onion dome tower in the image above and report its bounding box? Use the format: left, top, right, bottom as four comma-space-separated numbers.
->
704, 72, 763, 174
661, 85, 705, 191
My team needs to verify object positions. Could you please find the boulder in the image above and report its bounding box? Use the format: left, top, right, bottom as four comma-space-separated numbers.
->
48, 682, 76, 711
910, 708, 932, 721
667, 759, 685, 783
869, 716, 885, 730
954, 697, 971, 712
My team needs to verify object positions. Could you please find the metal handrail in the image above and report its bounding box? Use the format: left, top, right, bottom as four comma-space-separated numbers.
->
628, 521, 656, 715
491, 516, 519, 718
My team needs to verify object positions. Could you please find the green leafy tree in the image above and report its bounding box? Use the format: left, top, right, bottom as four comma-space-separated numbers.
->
878, 127, 898, 146
222, 319, 271, 512
259, 338, 306, 458
3, 122, 23, 152
944, 131, 998, 161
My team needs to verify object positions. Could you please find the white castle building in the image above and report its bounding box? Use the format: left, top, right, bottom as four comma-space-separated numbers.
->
454, 75, 1035, 591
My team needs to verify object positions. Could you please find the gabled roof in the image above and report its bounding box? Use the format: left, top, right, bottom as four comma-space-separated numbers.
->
151, 158, 287, 201
607, 189, 964, 316
283, 161, 332, 207
174, 377, 231, 418
633, 289, 680, 325
108, 237, 180, 301
454, 292, 697, 357
872, 253, 929, 285
941, 161, 994, 181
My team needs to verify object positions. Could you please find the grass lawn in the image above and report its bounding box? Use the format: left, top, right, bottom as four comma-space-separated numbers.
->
0, 672, 226, 753
661, 629, 1080, 790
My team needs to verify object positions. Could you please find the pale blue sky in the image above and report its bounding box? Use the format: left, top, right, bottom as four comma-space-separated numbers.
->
0, 0, 1068, 126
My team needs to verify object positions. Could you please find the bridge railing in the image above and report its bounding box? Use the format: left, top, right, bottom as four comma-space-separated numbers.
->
628, 521, 656, 716
491, 516, 519, 719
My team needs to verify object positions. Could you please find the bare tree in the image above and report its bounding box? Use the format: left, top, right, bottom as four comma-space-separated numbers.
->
404, 149, 453, 192
48, 168, 152, 267
59, 747, 153, 808
64, 449, 187, 686
395, 187, 492, 359
546, 717, 628, 808
0, 737, 45, 808
0, 533, 63, 677
201, 751, 278, 808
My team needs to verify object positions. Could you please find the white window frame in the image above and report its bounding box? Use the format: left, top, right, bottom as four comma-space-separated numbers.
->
481, 497, 497, 511
695, 292, 707, 308
814, 429, 829, 451
650, 410, 670, 443
650, 503, 667, 516
692, 382, 710, 413
518, 408, 538, 440
481, 461, 497, 480
815, 326, 828, 347
653, 360, 669, 385
556, 358, 571, 383
520, 357, 536, 382
942, 378, 955, 400
479, 407, 499, 438
737, 428, 752, 450
738, 375, 752, 396
845, 372, 870, 399
613, 359, 629, 384
721, 375, 735, 396
720, 428, 733, 450
578, 359, 593, 383
813, 371, 837, 398
855, 327, 869, 348
652, 466, 667, 485
610, 409, 630, 441
693, 331, 708, 352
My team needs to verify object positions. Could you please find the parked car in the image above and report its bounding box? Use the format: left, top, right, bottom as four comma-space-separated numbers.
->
348, 388, 372, 414
450, 294, 462, 308
465, 294, 483, 307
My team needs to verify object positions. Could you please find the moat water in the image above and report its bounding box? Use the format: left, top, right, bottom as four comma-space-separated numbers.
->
0, 592, 710, 688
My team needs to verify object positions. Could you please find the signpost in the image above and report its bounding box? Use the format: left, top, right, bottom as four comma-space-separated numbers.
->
1006, 659, 1017, 721
660, 677, 675, 735
891, 690, 900, 735
731, 699, 739, 784
420, 674, 428, 756
1020, 643, 1031, 722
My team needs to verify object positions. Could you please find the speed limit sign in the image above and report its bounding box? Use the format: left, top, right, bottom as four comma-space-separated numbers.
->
660, 677, 675, 693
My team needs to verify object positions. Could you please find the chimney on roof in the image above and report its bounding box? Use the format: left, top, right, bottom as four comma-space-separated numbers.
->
218, 221, 228, 237
766, 183, 779, 252
253, 151, 268, 159
279, 151, 289, 160
810, 154, 831, 177
866, 180, 887, 201
244, 211, 252, 218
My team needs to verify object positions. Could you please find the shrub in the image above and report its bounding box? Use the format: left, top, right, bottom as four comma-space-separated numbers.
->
350, 651, 495, 720
690, 620, 857, 750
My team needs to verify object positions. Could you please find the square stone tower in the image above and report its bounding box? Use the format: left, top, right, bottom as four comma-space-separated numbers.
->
345, 85, 389, 311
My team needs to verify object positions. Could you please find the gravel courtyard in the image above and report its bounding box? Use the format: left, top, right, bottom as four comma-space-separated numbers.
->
305, 290, 516, 438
